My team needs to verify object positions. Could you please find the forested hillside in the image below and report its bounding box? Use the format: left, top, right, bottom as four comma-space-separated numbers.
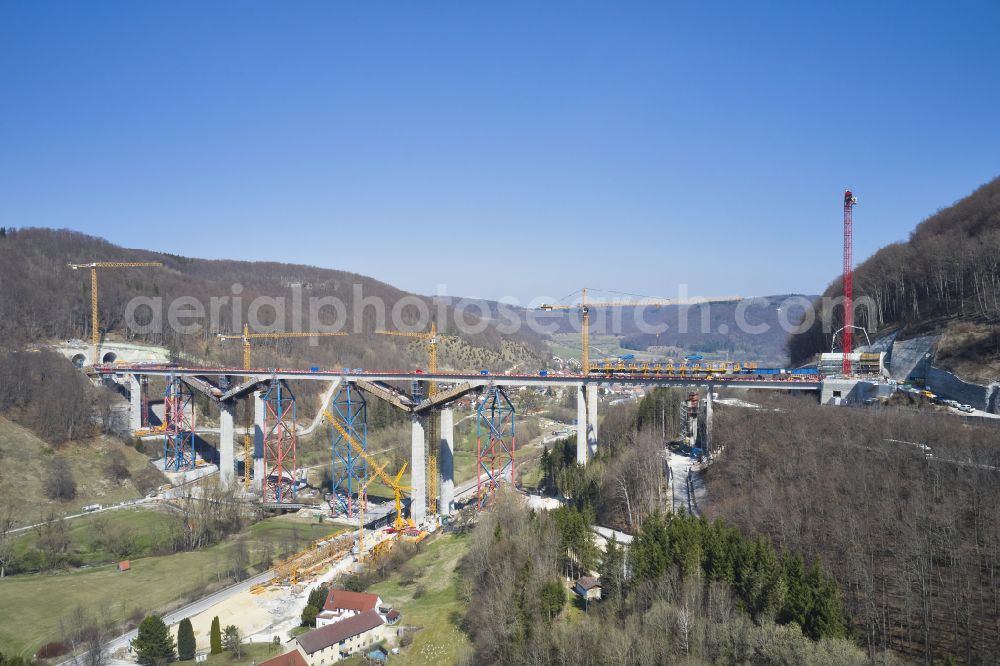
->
707, 393, 1000, 663
0, 228, 547, 371
789, 176, 1000, 380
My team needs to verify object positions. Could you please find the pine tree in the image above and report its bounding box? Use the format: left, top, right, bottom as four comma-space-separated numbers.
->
539, 578, 566, 622
778, 553, 810, 629
133, 616, 175, 666
599, 536, 626, 602
804, 559, 849, 640
209, 616, 222, 655
306, 585, 328, 610
300, 605, 318, 627
176, 618, 196, 661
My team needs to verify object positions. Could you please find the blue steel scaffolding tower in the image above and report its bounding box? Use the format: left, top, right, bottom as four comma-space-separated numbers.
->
330, 382, 368, 516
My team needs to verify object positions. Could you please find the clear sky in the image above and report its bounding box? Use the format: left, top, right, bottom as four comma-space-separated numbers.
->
2, 1, 999, 305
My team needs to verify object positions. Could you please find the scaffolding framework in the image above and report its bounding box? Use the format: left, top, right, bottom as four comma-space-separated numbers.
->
262, 379, 298, 504
163, 377, 197, 472
476, 386, 516, 510
330, 382, 367, 516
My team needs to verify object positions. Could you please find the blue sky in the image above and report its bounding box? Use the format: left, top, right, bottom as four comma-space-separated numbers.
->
2, 1, 999, 304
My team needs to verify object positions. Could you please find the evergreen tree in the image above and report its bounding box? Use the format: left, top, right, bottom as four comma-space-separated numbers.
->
300, 605, 318, 627
132, 616, 175, 666
209, 616, 222, 655
778, 553, 811, 628
306, 585, 328, 610
176, 618, 195, 661
804, 559, 849, 640
538, 579, 565, 622
599, 536, 626, 602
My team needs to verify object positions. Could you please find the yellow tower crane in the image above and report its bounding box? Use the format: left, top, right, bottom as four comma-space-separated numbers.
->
217, 323, 349, 489
323, 409, 413, 532
375, 321, 439, 513
68, 261, 163, 363
216, 323, 348, 371
539, 289, 672, 373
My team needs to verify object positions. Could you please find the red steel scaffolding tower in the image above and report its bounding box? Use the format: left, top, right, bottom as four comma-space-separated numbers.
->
476, 386, 516, 510
262, 380, 298, 504
842, 190, 858, 374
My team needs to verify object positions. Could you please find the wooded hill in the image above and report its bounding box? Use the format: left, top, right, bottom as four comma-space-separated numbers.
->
0, 228, 547, 372
789, 176, 1000, 380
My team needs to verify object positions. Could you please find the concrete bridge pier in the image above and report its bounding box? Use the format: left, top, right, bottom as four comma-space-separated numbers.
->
576, 384, 587, 464
253, 390, 265, 491
703, 387, 713, 452
411, 416, 427, 525
219, 400, 236, 488
439, 408, 454, 516
586, 383, 599, 458
127, 374, 142, 432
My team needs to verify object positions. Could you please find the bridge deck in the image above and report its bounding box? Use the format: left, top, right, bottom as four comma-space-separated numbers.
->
96, 364, 821, 391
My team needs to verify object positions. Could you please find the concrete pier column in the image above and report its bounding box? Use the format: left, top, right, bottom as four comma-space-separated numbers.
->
586, 383, 599, 457
253, 390, 265, 491
576, 384, 588, 465
704, 387, 713, 453
219, 401, 236, 488
411, 417, 427, 525
127, 374, 142, 432
439, 408, 454, 516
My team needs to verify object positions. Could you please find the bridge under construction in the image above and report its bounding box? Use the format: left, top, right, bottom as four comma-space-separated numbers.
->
96, 362, 834, 527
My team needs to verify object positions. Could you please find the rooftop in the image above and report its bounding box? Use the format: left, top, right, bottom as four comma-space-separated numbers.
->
297, 610, 384, 655
324, 589, 380, 614
257, 651, 309, 666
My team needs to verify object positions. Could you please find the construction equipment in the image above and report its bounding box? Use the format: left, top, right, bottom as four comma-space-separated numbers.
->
68, 261, 163, 362
842, 190, 858, 374
217, 322, 348, 370
539, 288, 742, 373
375, 322, 440, 514
323, 408, 413, 531
356, 461, 388, 564
217, 323, 348, 489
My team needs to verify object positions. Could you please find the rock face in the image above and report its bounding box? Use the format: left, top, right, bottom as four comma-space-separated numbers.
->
884, 335, 936, 382
860, 332, 999, 413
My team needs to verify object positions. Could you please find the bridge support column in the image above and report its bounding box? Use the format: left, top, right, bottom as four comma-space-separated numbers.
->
127, 374, 142, 433
439, 408, 454, 516
253, 390, 265, 491
411, 417, 427, 526
576, 385, 587, 465
219, 400, 236, 488
704, 387, 713, 453
586, 383, 598, 458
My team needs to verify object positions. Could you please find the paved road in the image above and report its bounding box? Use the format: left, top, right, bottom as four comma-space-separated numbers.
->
60, 569, 275, 666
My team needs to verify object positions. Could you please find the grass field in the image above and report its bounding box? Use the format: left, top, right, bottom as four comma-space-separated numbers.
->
0, 514, 346, 658
0, 416, 157, 518
367, 533, 473, 665
10, 507, 178, 567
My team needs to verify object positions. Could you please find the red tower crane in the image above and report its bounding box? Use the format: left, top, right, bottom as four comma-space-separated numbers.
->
842, 190, 858, 374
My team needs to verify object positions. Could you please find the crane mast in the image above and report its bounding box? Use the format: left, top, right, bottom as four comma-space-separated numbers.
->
843, 190, 857, 374
68, 261, 163, 362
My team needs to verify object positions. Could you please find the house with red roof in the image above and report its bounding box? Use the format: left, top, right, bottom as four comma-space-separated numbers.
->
316, 590, 382, 628
294, 610, 388, 665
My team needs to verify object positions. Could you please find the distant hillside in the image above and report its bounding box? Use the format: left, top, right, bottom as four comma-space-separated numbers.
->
541, 296, 813, 366
0, 228, 547, 372
789, 176, 1000, 382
